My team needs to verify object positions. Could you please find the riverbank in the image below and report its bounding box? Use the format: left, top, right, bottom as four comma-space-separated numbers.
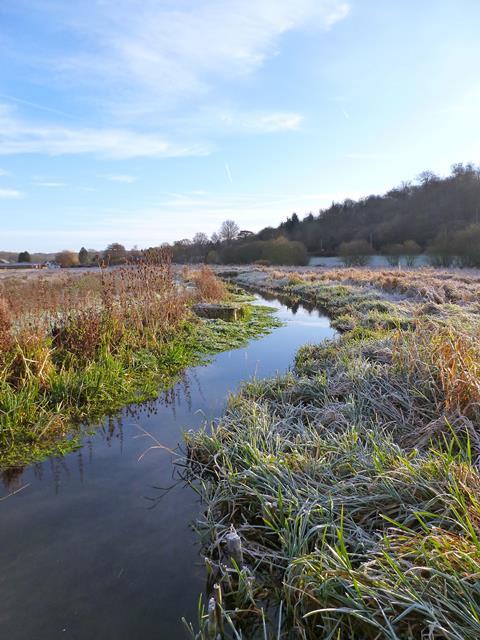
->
186, 266, 480, 639
0, 263, 280, 467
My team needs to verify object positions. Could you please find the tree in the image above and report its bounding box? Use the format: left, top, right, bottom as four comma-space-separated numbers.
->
426, 232, 454, 267
382, 243, 404, 267
103, 243, 127, 265
417, 170, 439, 185
18, 251, 31, 263
206, 250, 220, 264
192, 232, 209, 246
453, 224, 480, 267
78, 247, 89, 265
237, 230, 255, 241
402, 240, 421, 267
55, 250, 79, 268
192, 232, 210, 262
219, 219, 239, 244
338, 240, 372, 267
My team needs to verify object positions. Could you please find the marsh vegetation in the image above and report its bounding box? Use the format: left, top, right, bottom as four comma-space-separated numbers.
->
186, 266, 480, 639
0, 258, 278, 467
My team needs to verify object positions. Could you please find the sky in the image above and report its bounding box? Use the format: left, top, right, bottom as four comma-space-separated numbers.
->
0, 0, 479, 252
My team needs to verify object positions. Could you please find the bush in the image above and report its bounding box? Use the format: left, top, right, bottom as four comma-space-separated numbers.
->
206, 250, 220, 264
402, 240, 421, 266
55, 250, 79, 268
338, 239, 372, 266
222, 237, 307, 266
426, 232, 455, 267
264, 237, 308, 265
382, 243, 404, 267
453, 224, 480, 267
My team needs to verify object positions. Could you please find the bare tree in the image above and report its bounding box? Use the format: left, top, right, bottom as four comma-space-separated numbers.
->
193, 232, 209, 245
219, 219, 239, 244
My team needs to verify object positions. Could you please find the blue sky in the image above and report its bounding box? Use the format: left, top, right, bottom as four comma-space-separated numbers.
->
0, 0, 479, 251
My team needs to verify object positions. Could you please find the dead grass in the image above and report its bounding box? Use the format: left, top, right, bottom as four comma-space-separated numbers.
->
262, 266, 480, 305
0, 256, 231, 465
186, 265, 228, 301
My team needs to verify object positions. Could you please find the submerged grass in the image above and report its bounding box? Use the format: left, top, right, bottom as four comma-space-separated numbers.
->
0, 261, 280, 468
185, 266, 480, 639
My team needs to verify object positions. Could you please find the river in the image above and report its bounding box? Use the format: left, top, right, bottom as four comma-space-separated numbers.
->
0, 292, 334, 640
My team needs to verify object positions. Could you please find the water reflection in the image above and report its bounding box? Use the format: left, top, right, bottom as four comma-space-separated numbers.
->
0, 292, 335, 640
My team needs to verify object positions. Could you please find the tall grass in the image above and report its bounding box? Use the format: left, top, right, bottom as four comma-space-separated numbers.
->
185, 267, 480, 639
0, 259, 265, 467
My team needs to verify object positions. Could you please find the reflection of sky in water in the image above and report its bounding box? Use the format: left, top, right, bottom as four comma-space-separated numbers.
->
0, 293, 335, 640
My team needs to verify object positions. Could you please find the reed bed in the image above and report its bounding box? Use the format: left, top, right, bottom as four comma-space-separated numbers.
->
0, 260, 276, 467
185, 266, 480, 639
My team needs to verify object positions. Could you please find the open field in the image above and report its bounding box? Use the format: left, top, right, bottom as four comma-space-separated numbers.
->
0, 261, 279, 467
186, 266, 480, 639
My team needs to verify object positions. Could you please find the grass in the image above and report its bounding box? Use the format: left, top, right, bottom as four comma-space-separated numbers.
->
184, 266, 480, 639
0, 260, 280, 468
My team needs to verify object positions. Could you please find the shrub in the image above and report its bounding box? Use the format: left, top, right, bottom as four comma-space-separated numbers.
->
338, 239, 372, 266
263, 237, 308, 265
222, 237, 308, 266
382, 243, 404, 266
206, 250, 220, 264
55, 250, 79, 268
402, 239, 421, 266
427, 232, 455, 267
453, 224, 480, 267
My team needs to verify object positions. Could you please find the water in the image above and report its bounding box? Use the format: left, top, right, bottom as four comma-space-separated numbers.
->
0, 292, 334, 640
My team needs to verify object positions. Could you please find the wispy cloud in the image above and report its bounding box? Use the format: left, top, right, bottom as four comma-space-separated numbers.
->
218, 110, 303, 133
19, 0, 349, 122
33, 181, 66, 188
104, 174, 137, 183
0, 188, 23, 199
0, 168, 9, 177
0, 104, 210, 159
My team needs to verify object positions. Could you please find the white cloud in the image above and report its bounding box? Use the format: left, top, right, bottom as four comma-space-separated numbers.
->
104, 174, 137, 183
0, 168, 9, 176
0, 104, 210, 158
0, 188, 23, 199
24, 0, 349, 121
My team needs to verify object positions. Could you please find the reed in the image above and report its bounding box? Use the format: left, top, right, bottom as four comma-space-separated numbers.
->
0, 261, 278, 467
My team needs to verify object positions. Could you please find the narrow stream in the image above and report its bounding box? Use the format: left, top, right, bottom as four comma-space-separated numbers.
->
0, 292, 334, 640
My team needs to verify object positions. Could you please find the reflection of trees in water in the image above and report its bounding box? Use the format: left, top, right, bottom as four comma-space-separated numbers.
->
1, 367, 205, 491
240, 286, 321, 317
1, 466, 25, 490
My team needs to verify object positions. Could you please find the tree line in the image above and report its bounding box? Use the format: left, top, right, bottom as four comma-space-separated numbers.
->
269, 163, 480, 266
166, 163, 480, 267
12, 163, 480, 268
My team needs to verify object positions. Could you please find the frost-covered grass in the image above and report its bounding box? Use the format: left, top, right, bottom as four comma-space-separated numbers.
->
185, 267, 480, 639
